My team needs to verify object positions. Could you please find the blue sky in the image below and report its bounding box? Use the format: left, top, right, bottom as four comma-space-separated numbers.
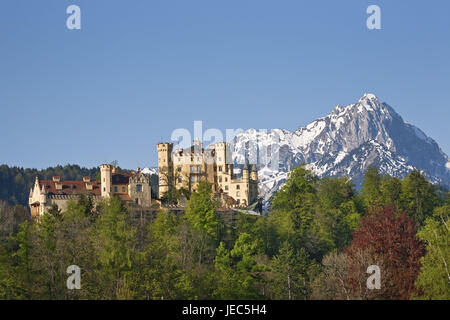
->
0, 0, 449, 169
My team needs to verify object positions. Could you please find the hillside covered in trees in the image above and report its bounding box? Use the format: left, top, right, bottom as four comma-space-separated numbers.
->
0, 166, 448, 300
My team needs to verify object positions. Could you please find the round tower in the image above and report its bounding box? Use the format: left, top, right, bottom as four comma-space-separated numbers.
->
242, 163, 249, 181
157, 142, 174, 199
250, 165, 258, 181
100, 164, 112, 198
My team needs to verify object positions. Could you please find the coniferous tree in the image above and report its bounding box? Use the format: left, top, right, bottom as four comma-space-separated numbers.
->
401, 170, 439, 226
414, 204, 450, 299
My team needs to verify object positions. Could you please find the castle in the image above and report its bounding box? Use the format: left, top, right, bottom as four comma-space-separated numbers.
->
157, 141, 258, 207
29, 164, 151, 217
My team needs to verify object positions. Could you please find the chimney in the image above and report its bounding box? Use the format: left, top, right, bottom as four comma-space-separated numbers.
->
83, 176, 91, 182
52, 176, 61, 182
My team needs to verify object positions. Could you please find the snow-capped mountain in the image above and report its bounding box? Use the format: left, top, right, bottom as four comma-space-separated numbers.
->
142, 167, 158, 176
231, 94, 450, 206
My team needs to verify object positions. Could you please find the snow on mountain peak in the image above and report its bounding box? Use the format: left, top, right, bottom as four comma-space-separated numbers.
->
360, 93, 378, 100
357, 93, 382, 113
142, 167, 158, 175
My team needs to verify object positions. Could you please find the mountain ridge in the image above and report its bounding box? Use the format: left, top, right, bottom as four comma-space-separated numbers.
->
231, 94, 450, 207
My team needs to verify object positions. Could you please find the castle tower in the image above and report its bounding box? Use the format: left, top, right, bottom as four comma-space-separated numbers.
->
157, 142, 173, 199
100, 164, 112, 198
250, 165, 258, 181
242, 162, 249, 181
192, 139, 202, 153
29, 177, 39, 206
40, 183, 47, 204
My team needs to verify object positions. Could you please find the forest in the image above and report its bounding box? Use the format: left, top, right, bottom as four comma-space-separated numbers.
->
0, 166, 448, 300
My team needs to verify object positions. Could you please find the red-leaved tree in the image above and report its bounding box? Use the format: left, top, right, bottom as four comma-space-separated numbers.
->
344, 205, 425, 299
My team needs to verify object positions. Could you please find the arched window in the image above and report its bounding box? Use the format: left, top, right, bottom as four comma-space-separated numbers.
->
136, 185, 143, 192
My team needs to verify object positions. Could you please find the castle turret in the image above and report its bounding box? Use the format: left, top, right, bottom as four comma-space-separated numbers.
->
100, 164, 112, 198
242, 162, 249, 181
29, 177, 39, 206
40, 184, 47, 204
251, 165, 258, 181
157, 142, 174, 199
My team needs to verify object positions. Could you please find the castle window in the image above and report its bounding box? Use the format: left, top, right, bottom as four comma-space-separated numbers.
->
114, 186, 118, 193
236, 191, 241, 197
197, 166, 200, 172
218, 166, 222, 172
122, 187, 126, 192
177, 166, 182, 172
178, 176, 182, 183
236, 185, 240, 190
219, 177, 222, 183
237, 199, 240, 204
225, 185, 228, 191
225, 177, 228, 182
190, 166, 194, 172
136, 185, 143, 192
190, 176, 195, 183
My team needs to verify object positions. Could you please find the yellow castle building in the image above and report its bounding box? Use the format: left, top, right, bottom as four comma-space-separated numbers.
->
157, 141, 258, 207
29, 164, 151, 217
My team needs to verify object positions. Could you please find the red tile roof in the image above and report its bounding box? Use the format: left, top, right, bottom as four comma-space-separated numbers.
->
39, 180, 101, 196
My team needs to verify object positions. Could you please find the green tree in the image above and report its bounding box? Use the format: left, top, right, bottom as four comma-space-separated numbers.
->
401, 170, 439, 226
0, 244, 19, 299
137, 210, 196, 299
270, 166, 319, 257
185, 181, 219, 264
414, 204, 450, 299
361, 166, 383, 209
214, 233, 266, 299
94, 197, 137, 299
315, 177, 361, 250
270, 241, 317, 300
380, 175, 402, 208
11, 221, 34, 299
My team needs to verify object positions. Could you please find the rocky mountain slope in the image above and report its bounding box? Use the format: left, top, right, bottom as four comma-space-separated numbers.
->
231, 94, 450, 206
